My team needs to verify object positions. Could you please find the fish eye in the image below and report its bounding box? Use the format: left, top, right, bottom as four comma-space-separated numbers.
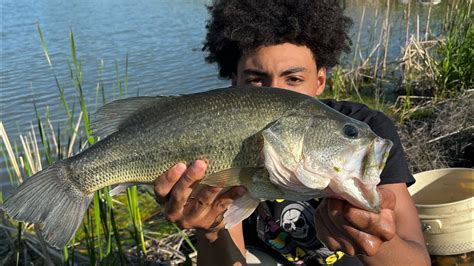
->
342, 124, 359, 139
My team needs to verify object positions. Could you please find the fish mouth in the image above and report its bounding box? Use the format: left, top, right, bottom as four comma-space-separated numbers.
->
359, 137, 393, 182
358, 137, 393, 211
370, 137, 393, 174
325, 137, 393, 213
287, 136, 393, 212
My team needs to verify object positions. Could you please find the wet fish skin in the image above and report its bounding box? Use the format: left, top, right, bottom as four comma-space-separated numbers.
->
67, 87, 306, 191
2, 86, 392, 248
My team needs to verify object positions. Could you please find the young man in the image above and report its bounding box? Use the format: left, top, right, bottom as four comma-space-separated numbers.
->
154, 0, 430, 265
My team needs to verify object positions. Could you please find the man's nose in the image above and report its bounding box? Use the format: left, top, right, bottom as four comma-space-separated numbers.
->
264, 78, 282, 88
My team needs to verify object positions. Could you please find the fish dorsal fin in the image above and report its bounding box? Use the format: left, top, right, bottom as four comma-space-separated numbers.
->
262, 115, 314, 191
200, 167, 259, 187
91, 96, 173, 138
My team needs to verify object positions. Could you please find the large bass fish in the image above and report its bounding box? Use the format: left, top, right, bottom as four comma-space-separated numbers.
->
2, 86, 392, 248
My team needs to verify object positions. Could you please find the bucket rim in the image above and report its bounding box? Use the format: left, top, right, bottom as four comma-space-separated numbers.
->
415, 195, 473, 208
413, 167, 473, 175
410, 167, 473, 197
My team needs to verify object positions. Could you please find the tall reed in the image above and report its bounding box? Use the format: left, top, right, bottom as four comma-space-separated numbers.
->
0, 26, 146, 265
329, 0, 471, 113
435, 0, 473, 99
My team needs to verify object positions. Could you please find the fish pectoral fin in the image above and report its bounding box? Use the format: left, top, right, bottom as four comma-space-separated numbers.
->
91, 96, 174, 138
224, 192, 260, 229
200, 167, 258, 187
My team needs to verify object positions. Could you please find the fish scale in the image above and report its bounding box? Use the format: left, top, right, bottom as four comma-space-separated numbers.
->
68, 88, 304, 192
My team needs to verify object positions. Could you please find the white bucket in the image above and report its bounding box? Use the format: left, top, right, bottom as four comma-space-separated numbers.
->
409, 168, 474, 255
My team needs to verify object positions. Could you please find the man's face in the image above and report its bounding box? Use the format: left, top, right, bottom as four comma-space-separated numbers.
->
233, 43, 326, 97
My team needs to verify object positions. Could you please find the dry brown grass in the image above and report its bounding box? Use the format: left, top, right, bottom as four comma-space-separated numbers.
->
397, 90, 473, 174
126, 229, 197, 265
399, 36, 439, 94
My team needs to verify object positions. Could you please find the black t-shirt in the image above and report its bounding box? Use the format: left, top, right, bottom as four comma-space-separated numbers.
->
243, 100, 415, 265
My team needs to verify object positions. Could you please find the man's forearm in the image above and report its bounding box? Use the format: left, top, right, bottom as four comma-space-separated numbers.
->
196, 228, 246, 266
359, 234, 430, 266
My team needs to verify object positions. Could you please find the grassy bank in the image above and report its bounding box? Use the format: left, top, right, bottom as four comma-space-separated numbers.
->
324, 0, 472, 107
0, 27, 192, 265
0, 1, 472, 265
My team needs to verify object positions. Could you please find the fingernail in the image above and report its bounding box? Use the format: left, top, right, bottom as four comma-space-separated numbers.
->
174, 163, 186, 172
193, 160, 208, 171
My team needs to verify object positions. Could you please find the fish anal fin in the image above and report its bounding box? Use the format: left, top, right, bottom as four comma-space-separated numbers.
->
224, 192, 260, 229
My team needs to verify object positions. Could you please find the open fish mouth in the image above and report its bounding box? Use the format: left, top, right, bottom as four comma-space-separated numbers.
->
336, 137, 393, 212
359, 137, 393, 183
371, 137, 393, 173
295, 137, 393, 213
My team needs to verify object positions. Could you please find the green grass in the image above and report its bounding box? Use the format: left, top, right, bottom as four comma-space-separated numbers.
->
0, 25, 181, 265
435, 0, 473, 99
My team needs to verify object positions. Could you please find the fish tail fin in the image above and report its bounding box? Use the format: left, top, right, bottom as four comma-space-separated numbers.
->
2, 160, 93, 248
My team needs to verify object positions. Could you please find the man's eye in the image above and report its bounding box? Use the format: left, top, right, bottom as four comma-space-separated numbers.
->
287, 76, 303, 85
246, 78, 262, 86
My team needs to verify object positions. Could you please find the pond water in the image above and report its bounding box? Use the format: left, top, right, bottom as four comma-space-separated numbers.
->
0, 0, 449, 189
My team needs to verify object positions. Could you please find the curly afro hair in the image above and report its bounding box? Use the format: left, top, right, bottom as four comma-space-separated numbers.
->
203, 0, 353, 79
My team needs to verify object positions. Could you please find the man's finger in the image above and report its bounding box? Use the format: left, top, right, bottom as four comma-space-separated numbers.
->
166, 160, 207, 221
378, 188, 396, 210
154, 163, 187, 198
342, 188, 397, 241
342, 224, 383, 257
212, 186, 247, 212
325, 199, 383, 256
186, 186, 246, 230
344, 206, 396, 242
184, 185, 222, 221
323, 198, 357, 256
314, 200, 343, 252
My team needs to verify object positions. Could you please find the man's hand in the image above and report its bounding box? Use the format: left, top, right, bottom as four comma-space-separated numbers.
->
314, 188, 397, 257
154, 160, 246, 240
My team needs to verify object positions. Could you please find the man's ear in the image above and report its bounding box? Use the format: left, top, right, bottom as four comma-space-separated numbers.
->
231, 73, 237, 86
315, 67, 326, 96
